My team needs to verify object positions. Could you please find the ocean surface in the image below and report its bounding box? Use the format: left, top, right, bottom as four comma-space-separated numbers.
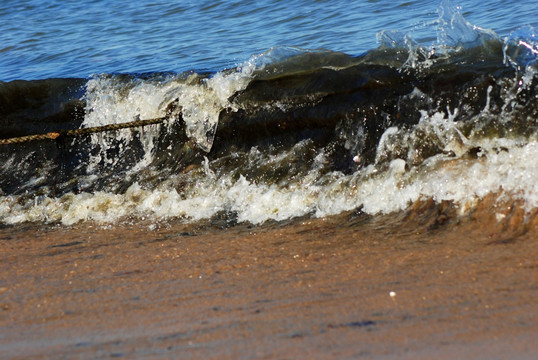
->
0, 0, 537, 227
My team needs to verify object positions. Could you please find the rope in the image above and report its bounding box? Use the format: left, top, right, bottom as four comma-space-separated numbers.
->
0, 116, 166, 146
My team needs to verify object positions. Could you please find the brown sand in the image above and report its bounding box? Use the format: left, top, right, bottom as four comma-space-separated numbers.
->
1, 198, 537, 359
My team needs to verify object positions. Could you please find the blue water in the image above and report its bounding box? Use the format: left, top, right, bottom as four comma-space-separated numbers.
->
1, 0, 536, 81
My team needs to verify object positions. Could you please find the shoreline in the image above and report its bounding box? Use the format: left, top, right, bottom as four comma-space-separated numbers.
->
1, 200, 537, 359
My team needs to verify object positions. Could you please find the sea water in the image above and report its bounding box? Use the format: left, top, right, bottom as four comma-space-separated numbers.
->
1, 0, 536, 81
0, 0, 537, 226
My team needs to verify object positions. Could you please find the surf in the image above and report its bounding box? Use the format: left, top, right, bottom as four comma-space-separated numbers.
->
0, 1, 536, 226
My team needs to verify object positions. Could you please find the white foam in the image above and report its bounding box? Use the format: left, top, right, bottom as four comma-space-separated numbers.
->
82, 54, 263, 155
1, 132, 536, 226
73, 58, 263, 178
2, 84, 538, 230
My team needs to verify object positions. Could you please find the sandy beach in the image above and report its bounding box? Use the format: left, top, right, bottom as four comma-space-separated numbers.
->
1, 0, 537, 359
0, 198, 536, 359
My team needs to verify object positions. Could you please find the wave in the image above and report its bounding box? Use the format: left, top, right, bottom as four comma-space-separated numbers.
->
0, 2, 537, 226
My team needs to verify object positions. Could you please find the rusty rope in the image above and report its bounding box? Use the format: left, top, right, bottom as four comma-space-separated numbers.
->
0, 116, 166, 145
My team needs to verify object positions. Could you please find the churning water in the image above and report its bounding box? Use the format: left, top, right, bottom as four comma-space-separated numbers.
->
0, 0, 537, 226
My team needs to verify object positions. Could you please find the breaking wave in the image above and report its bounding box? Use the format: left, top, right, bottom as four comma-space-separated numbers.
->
0, 2, 536, 226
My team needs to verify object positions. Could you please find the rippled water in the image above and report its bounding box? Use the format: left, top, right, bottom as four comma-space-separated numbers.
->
1, 0, 536, 81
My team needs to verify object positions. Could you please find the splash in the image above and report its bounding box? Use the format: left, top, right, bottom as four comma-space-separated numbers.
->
82, 56, 262, 154
0, 1, 537, 226
377, 0, 500, 69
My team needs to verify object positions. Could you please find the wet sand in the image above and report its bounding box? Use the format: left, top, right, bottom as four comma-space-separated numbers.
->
1, 198, 537, 359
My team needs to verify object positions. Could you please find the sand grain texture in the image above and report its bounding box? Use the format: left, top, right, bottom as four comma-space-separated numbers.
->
1, 200, 537, 359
